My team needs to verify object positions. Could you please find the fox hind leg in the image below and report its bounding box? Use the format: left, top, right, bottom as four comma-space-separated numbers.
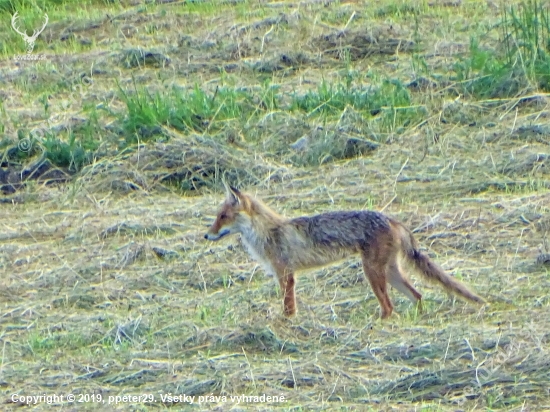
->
360, 248, 393, 319
387, 262, 423, 313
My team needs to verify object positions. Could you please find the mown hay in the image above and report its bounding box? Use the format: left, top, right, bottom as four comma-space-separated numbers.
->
314, 27, 416, 60
77, 133, 289, 193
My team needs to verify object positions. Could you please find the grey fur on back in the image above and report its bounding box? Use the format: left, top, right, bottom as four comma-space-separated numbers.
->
290, 211, 391, 248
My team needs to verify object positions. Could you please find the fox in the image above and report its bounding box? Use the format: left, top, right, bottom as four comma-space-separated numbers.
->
204, 185, 484, 319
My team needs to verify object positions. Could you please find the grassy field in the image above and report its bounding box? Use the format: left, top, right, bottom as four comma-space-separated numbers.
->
1, 0, 550, 410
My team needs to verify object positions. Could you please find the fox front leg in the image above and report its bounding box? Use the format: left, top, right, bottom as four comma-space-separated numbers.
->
275, 264, 296, 317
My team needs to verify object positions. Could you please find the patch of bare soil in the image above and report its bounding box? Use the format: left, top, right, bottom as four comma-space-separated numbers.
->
0, 157, 70, 195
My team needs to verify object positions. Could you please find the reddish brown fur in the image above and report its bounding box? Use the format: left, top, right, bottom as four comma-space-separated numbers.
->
205, 186, 484, 318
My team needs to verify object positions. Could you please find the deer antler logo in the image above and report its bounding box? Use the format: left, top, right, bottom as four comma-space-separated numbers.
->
11, 12, 49, 55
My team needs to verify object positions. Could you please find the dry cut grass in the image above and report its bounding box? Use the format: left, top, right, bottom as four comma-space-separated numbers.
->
1, 0, 550, 411
2, 145, 549, 410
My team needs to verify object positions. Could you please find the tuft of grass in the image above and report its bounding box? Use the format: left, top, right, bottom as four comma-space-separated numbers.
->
502, 0, 550, 90
290, 79, 423, 132
452, 38, 521, 98
27, 330, 98, 355
118, 81, 171, 143
454, 0, 550, 98
172, 85, 253, 133
42, 131, 97, 171
118, 82, 256, 142
7, 115, 101, 173
374, 2, 420, 18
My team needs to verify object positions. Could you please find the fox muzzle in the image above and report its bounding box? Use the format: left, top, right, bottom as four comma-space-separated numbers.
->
204, 228, 231, 241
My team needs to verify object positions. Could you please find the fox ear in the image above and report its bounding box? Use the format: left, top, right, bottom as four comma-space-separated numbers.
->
229, 186, 241, 196
225, 184, 242, 205
222, 180, 230, 194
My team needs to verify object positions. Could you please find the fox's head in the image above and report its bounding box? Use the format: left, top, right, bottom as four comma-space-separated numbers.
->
204, 185, 252, 241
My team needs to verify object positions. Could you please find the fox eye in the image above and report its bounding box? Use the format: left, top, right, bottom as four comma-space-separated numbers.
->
220, 213, 227, 219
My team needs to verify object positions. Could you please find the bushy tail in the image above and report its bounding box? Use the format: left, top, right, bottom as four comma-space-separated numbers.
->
395, 221, 484, 304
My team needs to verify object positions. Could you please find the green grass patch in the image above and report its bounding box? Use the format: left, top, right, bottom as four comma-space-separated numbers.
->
453, 38, 522, 98
374, 2, 420, 18
291, 79, 425, 132
27, 330, 98, 355
502, 0, 550, 89
453, 0, 550, 98
119, 82, 257, 143
9, 111, 101, 172
42, 130, 98, 171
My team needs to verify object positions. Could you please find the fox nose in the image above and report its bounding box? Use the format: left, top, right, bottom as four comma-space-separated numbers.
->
204, 234, 208, 239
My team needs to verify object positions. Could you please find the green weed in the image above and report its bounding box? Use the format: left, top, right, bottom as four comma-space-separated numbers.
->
290, 79, 419, 127
453, 38, 521, 98
453, 1, 550, 98
119, 82, 256, 142
502, 0, 550, 90
375, 2, 419, 18
172, 85, 252, 132
27, 331, 96, 355
118, 81, 171, 143
42, 128, 98, 171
